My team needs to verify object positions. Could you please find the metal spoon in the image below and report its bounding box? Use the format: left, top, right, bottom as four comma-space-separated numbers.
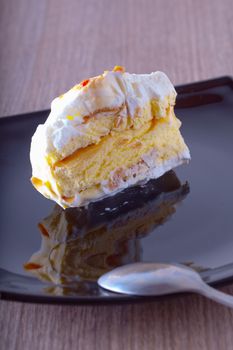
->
98, 262, 233, 308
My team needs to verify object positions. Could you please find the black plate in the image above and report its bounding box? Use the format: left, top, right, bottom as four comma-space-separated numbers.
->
1, 76, 233, 304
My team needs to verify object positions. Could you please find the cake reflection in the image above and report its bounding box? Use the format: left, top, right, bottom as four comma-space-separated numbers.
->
24, 171, 189, 285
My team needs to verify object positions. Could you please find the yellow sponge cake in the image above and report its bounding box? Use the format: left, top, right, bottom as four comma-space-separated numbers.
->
30, 66, 190, 208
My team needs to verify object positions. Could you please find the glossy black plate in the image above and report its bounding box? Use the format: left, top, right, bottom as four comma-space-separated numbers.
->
1, 76, 233, 304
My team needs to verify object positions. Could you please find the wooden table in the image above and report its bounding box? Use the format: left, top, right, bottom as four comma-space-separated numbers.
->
1, 0, 233, 349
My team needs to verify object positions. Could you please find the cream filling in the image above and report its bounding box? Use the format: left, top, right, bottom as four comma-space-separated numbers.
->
32, 148, 190, 209
57, 147, 190, 208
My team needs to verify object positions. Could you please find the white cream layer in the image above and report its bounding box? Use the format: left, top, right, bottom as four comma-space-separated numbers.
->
31, 70, 176, 160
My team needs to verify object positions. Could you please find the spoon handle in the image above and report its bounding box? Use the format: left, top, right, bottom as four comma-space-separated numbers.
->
199, 282, 233, 308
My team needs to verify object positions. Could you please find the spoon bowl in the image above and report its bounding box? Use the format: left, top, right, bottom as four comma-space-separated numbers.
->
98, 262, 233, 308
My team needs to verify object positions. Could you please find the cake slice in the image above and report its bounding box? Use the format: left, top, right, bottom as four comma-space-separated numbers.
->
24, 171, 189, 284
30, 66, 190, 208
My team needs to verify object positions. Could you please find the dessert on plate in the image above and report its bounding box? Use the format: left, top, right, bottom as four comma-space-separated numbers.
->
24, 171, 189, 284
30, 66, 190, 208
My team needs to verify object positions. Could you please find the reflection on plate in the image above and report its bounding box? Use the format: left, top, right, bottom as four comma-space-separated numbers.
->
24, 171, 189, 285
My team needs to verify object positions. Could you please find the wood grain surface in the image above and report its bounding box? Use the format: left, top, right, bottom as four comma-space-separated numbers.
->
1, 0, 233, 349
